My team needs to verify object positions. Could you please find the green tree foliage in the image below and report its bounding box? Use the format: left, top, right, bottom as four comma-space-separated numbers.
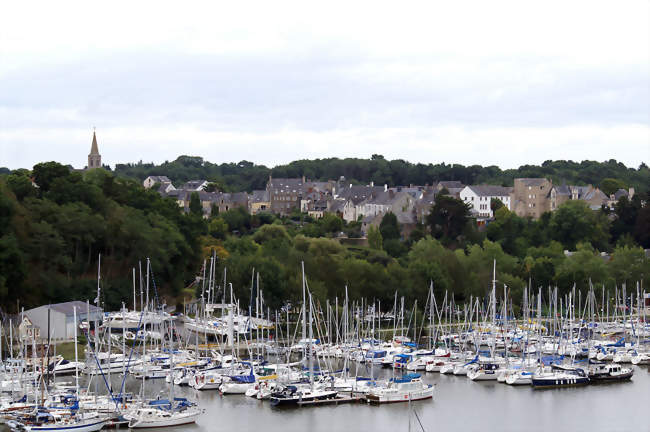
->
0, 163, 202, 311
2, 157, 648, 314
321, 213, 344, 234
367, 225, 383, 250
600, 178, 626, 196
6, 174, 37, 201
189, 192, 202, 216
426, 195, 472, 246
548, 200, 610, 250
490, 197, 505, 212
209, 217, 229, 240
607, 245, 650, 286
555, 243, 609, 292
379, 212, 400, 240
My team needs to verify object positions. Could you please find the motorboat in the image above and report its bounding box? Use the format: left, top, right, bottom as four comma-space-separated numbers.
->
366, 373, 434, 404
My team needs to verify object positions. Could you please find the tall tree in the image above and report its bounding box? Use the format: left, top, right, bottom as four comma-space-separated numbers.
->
426, 195, 472, 245
189, 192, 203, 216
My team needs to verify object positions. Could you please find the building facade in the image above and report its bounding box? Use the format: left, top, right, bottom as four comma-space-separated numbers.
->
460, 185, 513, 219
512, 178, 552, 219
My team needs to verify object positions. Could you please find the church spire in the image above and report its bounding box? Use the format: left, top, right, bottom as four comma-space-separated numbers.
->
90, 129, 99, 155
87, 129, 102, 169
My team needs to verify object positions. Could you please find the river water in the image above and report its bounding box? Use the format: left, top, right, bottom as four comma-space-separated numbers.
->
3, 363, 647, 431
132, 363, 648, 432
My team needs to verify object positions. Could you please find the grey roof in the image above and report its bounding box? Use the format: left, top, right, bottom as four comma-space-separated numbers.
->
147, 175, 171, 183
553, 185, 572, 195
48, 301, 103, 317
467, 185, 513, 197
181, 180, 208, 190
365, 190, 404, 205
250, 190, 269, 203
438, 181, 464, 189
337, 185, 385, 204
268, 178, 304, 191
614, 189, 629, 200
516, 178, 548, 186
329, 200, 347, 213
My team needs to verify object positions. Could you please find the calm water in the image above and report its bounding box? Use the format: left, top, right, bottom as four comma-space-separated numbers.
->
3, 364, 648, 431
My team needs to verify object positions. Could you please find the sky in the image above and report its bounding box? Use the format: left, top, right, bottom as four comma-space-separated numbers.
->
1, 0, 649, 170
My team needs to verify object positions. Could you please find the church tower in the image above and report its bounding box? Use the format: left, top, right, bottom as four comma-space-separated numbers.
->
87, 130, 102, 169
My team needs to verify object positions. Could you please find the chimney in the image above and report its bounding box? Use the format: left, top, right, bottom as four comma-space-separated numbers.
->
384, 184, 388, 192
629, 187, 635, 199
349, 183, 352, 189
370, 181, 374, 187
302, 175, 306, 184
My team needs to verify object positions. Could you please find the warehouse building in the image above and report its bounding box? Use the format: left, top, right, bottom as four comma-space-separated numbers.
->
22, 301, 103, 342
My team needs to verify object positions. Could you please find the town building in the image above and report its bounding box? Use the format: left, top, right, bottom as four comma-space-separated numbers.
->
249, 190, 270, 214
267, 177, 305, 215
460, 185, 513, 220
512, 178, 552, 219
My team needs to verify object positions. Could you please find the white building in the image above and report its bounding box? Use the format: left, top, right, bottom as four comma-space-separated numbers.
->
460, 185, 513, 219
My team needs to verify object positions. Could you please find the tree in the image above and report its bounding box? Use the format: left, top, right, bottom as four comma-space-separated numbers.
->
634, 204, 650, 248
189, 192, 203, 216
555, 243, 609, 292
6, 174, 36, 201
490, 197, 505, 212
32, 162, 70, 193
209, 217, 229, 240
548, 201, 610, 251
600, 178, 626, 196
321, 213, 344, 234
379, 212, 400, 240
368, 225, 383, 250
608, 245, 650, 286
426, 195, 472, 245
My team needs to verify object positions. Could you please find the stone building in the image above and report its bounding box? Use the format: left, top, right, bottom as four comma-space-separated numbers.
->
512, 178, 552, 219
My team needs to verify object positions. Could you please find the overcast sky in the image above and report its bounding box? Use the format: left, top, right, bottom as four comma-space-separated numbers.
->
1, 0, 648, 170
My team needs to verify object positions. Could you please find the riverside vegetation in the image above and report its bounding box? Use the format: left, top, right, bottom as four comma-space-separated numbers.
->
0, 158, 648, 314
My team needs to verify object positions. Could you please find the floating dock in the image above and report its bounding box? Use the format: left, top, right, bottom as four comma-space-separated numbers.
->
297, 395, 365, 407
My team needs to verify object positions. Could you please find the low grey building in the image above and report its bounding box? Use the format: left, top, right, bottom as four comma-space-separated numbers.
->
24, 301, 103, 342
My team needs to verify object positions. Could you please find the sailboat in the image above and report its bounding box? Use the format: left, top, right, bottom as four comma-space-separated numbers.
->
366, 373, 434, 404
126, 291, 203, 428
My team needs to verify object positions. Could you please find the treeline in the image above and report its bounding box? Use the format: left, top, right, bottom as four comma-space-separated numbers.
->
1, 162, 649, 315
0, 163, 204, 312
112, 156, 650, 194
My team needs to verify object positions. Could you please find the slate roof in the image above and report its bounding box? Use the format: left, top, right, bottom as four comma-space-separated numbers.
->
147, 175, 171, 183
437, 181, 464, 189
613, 189, 629, 200
336, 185, 385, 204
250, 190, 269, 203
329, 199, 347, 213
466, 185, 513, 197
181, 180, 208, 190
268, 178, 304, 192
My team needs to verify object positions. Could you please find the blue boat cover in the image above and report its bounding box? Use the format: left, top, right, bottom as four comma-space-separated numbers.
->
392, 373, 421, 383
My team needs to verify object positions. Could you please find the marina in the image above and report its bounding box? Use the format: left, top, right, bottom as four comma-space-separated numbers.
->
1, 259, 648, 431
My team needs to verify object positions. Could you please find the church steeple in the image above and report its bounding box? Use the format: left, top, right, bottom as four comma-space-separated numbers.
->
87, 129, 102, 169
